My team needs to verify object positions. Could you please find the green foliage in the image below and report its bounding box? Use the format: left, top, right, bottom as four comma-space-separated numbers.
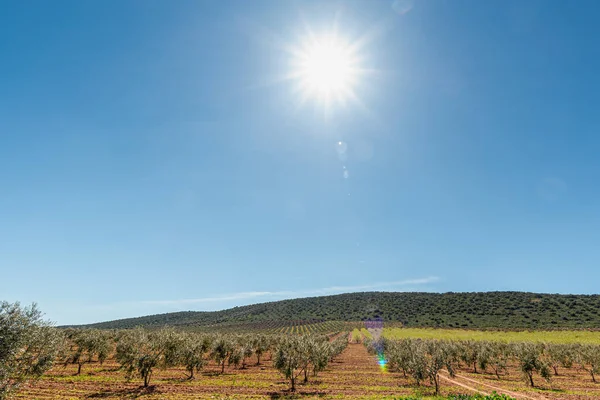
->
487, 342, 511, 379
251, 334, 270, 365
545, 342, 575, 376
272, 333, 347, 391
0, 302, 65, 399
512, 342, 551, 387
210, 335, 234, 374
366, 337, 456, 393
577, 344, 600, 382
180, 332, 210, 379
73, 291, 600, 330
386, 338, 416, 378
374, 336, 578, 391
272, 336, 303, 392
63, 329, 112, 374
115, 328, 169, 387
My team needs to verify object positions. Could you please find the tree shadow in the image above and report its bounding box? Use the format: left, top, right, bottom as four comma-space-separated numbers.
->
268, 390, 326, 399
202, 371, 235, 377
98, 367, 122, 373
160, 375, 191, 383
86, 385, 157, 398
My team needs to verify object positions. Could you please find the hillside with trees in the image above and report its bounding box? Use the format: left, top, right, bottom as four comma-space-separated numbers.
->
74, 291, 600, 330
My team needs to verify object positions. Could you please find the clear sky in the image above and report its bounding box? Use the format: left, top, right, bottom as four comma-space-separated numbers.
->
2, 0, 600, 325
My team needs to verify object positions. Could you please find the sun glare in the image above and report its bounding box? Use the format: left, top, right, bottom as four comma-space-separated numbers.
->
291, 34, 361, 107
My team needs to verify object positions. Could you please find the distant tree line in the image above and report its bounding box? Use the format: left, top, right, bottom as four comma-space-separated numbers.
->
77, 291, 600, 330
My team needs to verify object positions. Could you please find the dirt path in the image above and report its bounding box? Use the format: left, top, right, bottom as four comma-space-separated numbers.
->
438, 373, 490, 395
452, 373, 547, 400
439, 371, 546, 400
321, 342, 416, 397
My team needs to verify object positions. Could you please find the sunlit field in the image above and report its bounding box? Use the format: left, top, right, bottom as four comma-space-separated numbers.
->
383, 328, 600, 344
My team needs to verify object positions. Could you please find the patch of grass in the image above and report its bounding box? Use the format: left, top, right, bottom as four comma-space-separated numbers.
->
383, 328, 600, 344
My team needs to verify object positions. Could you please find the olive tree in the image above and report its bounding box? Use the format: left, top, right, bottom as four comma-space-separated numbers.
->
210, 335, 234, 374
252, 334, 270, 365
384, 338, 458, 394
387, 339, 414, 378
180, 333, 210, 379
488, 342, 512, 379
240, 341, 254, 369
309, 339, 331, 378
94, 330, 113, 365
63, 329, 112, 375
578, 344, 600, 383
422, 340, 456, 395
228, 345, 243, 369
115, 328, 163, 387
328, 335, 348, 361
458, 340, 487, 373
406, 340, 427, 386
546, 343, 575, 376
273, 336, 304, 392
0, 302, 65, 399
298, 336, 318, 383
513, 342, 551, 387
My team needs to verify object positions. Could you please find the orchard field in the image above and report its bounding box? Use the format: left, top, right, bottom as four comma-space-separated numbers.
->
11, 324, 600, 400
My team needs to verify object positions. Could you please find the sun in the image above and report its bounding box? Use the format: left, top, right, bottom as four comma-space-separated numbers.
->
290, 33, 361, 107
300, 36, 355, 97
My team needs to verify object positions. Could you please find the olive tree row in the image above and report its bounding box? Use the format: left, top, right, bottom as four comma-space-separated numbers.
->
367, 338, 600, 391
209, 333, 275, 373
272, 333, 348, 391
366, 337, 456, 395
114, 330, 276, 386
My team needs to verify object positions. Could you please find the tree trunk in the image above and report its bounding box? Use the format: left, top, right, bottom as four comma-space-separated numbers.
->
144, 373, 150, 387
77, 363, 82, 375
592, 370, 596, 383
553, 366, 559, 376
528, 372, 535, 387
473, 361, 477, 374
221, 360, 225, 374
433, 374, 439, 395
257, 353, 261, 365
291, 376, 296, 392
304, 368, 308, 383
188, 367, 194, 380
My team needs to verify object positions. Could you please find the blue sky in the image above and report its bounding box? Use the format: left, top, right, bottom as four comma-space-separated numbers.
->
2, 0, 600, 325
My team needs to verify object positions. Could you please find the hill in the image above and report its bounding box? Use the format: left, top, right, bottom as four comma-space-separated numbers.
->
74, 291, 600, 330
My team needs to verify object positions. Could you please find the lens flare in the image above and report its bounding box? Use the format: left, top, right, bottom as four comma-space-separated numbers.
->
365, 318, 387, 372
377, 354, 388, 372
